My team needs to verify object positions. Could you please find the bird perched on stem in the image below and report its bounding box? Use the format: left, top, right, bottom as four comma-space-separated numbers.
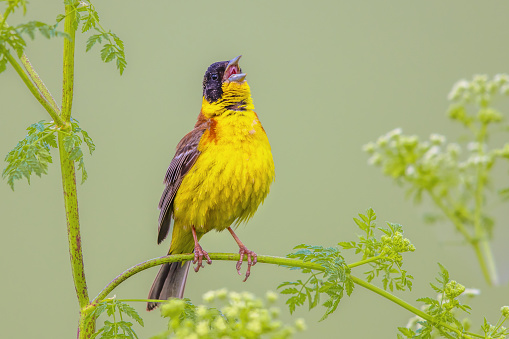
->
147, 56, 275, 311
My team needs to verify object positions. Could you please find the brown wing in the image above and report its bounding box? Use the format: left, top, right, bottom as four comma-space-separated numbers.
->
157, 119, 209, 244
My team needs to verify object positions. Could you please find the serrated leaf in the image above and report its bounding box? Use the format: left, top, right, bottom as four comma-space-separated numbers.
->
280, 287, 299, 295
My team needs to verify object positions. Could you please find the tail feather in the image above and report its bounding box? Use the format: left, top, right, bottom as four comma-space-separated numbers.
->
147, 261, 191, 311
148, 226, 202, 311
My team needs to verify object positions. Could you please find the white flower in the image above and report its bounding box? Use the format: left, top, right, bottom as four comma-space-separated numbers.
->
405, 166, 416, 176
447, 143, 461, 156
377, 135, 389, 147
466, 142, 480, 152
295, 318, 307, 331
386, 128, 403, 139
430, 134, 446, 145
448, 80, 469, 100
266, 291, 278, 303
468, 155, 490, 165
494, 74, 509, 84
463, 288, 481, 297
368, 154, 382, 166
405, 315, 422, 329
423, 146, 441, 162
501, 84, 509, 95
362, 142, 376, 153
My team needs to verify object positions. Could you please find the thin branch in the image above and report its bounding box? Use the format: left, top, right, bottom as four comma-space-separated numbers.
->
92, 253, 323, 304
0, 46, 66, 126
20, 53, 61, 115
350, 276, 481, 338
90, 253, 482, 338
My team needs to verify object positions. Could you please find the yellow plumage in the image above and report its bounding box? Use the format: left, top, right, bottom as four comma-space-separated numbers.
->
171, 81, 275, 252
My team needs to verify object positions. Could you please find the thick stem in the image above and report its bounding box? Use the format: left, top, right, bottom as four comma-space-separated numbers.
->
58, 134, 89, 306
59, 3, 93, 338
61, 3, 76, 122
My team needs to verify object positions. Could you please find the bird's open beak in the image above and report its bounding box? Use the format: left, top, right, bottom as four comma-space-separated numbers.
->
224, 55, 247, 83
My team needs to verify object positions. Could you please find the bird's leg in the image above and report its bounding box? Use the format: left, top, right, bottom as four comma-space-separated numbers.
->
227, 227, 257, 282
192, 226, 212, 272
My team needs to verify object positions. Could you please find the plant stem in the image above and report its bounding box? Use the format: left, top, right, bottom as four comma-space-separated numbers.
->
350, 276, 480, 338
91, 253, 481, 338
20, 53, 61, 116
472, 122, 498, 285
427, 189, 495, 284
348, 255, 384, 268
58, 3, 93, 338
0, 46, 65, 126
427, 190, 472, 242
61, 4, 76, 122
92, 254, 324, 304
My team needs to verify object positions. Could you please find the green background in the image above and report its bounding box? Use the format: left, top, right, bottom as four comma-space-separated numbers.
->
1, 1, 508, 338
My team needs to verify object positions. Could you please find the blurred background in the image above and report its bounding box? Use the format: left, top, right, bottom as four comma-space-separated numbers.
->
1, 1, 508, 337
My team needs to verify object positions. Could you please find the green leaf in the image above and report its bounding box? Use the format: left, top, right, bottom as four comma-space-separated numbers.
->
0, 54, 8, 74
398, 327, 416, 338
16, 21, 70, 41
117, 301, 144, 327
2, 121, 57, 190
86, 33, 103, 52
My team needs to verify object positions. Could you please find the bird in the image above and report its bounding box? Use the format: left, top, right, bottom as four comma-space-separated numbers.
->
147, 55, 275, 311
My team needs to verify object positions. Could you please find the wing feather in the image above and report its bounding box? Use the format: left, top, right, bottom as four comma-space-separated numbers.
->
157, 119, 209, 244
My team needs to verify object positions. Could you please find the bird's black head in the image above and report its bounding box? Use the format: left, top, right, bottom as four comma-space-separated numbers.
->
202, 55, 243, 103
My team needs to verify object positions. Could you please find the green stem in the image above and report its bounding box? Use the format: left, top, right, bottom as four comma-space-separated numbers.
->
91, 253, 480, 338
427, 190, 472, 242
0, 7, 11, 29
350, 276, 480, 338
0, 46, 65, 127
348, 255, 384, 268
20, 53, 61, 116
61, 3, 76, 122
429, 189, 494, 285
58, 135, 88, 306
472, 123, 498, 285
92, 254, 324, 304
58, 3, 93, 338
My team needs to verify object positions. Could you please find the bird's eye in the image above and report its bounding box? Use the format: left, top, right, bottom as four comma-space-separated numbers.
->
211, 73, 219, 81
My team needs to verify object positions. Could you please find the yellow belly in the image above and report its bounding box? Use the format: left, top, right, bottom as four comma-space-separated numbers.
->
173, 111, 275, 233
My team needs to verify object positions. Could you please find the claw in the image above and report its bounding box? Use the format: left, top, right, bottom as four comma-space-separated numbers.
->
192, 243, 211, 272
237, 246, 257, 282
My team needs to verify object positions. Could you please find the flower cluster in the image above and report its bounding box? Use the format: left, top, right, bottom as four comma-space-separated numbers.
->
364, 128, 460, 193
380, 231, 416, 263
153, 289, 305, 339
447, 74, 509, 107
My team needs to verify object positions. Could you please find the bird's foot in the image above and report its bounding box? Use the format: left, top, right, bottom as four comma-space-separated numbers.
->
237, 246, 257, 282
193, 243, 212, 272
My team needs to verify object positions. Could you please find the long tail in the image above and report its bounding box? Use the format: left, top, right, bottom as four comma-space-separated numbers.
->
146, 261, 191, 310
147, 227, 198, 311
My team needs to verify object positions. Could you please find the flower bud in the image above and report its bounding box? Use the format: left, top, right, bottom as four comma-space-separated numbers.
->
501, 306, 509, 317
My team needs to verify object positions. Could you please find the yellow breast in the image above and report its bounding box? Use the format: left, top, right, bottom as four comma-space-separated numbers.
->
173, 109, 275, 232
